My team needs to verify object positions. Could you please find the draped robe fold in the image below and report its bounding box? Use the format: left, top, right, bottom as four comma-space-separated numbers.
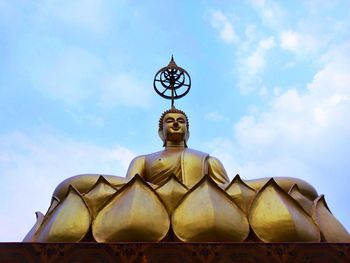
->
126, 148, 229, 188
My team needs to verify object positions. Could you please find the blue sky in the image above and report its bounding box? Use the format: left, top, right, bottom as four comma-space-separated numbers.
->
1, 0, 350, 241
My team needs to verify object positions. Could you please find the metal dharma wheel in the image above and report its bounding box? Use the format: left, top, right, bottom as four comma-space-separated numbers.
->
153, 56, 191, 105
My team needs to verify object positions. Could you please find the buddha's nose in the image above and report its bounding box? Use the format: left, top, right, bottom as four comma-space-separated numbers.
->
173, 122, 179, 127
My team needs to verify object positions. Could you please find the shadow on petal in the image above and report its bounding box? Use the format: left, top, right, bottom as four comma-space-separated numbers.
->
172, 175, 249, 242
249, 179, 320, 242
288, 184, 313, 214
155, 174, 189, 214
92, 174, 170, 242
225, 174, 256, 214
35, 186, 91, 242
312, 195, 350, 242
84, 176, 118, 219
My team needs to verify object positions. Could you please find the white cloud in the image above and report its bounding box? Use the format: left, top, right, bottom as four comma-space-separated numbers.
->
0, 131, 136, 241
210, 10, 239, 44
246, 36, 275, 71
208, 9, 277, 94
279, 30, 317, 54
229, 40, 350, 230
278, 2, 350, 56
279, 30, 300, 52
243, 24, 259, 50
247, 0, 285, 29
238, 36, 275, 93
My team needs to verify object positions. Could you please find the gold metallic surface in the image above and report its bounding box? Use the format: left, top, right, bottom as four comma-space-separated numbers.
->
126, 112, 229, 188
288, 184, 313, 214
126, 148, 230, 188
225, 174, 256, 213
249, 179, 320, 242
35, 186, 91, 242
312, 195, 350, 242
245, 177, 318, 200
25, 108, 348, 243
46, 196, 60, 215
53, 174, 127, 201
84, 176, 118, 219
92, 175, 170, 242
172, 176, 249, 242
155, 174, 188, 214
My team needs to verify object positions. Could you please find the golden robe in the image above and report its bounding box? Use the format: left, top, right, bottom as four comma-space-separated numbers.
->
126, 148, 229, 188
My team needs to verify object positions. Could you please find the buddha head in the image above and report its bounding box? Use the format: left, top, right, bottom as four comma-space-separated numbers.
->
158, 108, 189, 147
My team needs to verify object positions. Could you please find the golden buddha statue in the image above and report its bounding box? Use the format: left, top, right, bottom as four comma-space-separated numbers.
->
23, 57, 350, 243
126, 108, 229, 188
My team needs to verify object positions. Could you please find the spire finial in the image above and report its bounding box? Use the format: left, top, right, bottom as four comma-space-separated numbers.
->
168, 55, 177, 68
153, 56, 191, 109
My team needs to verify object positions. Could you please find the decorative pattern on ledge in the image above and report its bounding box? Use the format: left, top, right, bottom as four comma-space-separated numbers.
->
1, 242, 350, 263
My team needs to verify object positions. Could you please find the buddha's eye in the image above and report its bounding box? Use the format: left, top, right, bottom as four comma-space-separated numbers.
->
165, 118, 174, 123
177, 118, 185, 123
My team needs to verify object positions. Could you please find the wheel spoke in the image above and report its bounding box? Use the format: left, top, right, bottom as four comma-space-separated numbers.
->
153, 61, 191, 102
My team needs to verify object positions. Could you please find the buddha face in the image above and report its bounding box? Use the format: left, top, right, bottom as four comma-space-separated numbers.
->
161, 112, 188, 143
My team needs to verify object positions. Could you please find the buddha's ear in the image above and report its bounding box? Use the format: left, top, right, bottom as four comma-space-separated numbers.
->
158, 129, 165, 143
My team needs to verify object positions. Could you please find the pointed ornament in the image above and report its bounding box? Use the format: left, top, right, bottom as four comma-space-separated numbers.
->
92, 174, 170, 242
22, 211, 45, 242
35, 186, 91, 242
84, 176, 118, 219
312, 195, 350, 242
288, 184, 313, 214
155, 174, 188, 214
249, 179, 320, 242
225, 174, 256, 214
172, 175, 249, 242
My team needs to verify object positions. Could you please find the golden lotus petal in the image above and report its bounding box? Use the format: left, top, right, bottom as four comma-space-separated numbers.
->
288, 184, 313, 214
53, 174, 128, 201
35, 186, 91, 242
225, 174, 256, 214
249, 179, 320, 242
172, 175, 249, 242
245, 177, 318, 200
148, 181, 160, 189
155, 174, 188, 214
84, 176, 117, 219
92, 174, 170, 242
23, 211, 45, 242
46, 196, 60, 215
24, 196, 60, 241
312, 195, 350, 242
